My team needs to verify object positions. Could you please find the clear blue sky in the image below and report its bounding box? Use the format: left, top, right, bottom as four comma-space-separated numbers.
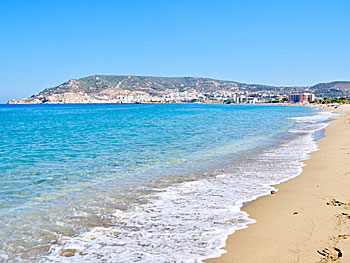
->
0, 0, 349, 103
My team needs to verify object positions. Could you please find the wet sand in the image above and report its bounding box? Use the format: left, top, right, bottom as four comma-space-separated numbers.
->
205, 104, 350, 263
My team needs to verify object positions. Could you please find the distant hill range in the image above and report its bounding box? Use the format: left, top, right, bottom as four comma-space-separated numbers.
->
8, 75, 350, 104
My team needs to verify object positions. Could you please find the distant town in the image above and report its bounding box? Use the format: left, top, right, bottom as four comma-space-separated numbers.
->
34, 91, 319, 104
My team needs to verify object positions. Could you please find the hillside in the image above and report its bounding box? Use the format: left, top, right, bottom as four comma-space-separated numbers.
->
7, 75, 350, 104
309, 81, 350, 97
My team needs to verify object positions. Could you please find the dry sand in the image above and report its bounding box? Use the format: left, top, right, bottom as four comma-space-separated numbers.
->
205, 104, 350, 263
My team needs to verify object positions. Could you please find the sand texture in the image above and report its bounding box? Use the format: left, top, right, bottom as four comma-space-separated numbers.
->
205, 105, 350, 263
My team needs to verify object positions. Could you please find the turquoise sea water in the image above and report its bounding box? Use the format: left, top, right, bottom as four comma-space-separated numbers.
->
0, 104, 332, 262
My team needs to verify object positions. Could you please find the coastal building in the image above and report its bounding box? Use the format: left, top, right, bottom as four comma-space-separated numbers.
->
288, 93, 315, 103
247, 97, 258, 103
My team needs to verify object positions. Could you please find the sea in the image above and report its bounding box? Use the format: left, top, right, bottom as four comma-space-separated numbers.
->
0, 103, 334, 262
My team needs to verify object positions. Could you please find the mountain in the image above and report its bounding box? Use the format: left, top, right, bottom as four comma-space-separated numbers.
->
7, 75, 350, 104
309, 81, 350, 97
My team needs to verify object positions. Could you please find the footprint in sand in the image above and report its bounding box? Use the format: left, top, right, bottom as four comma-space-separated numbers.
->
336, 234, 350, 240
327, 199, 350, 209
330, 234, 350, 242
337, 212, 350, 224
320, 201, 350, 262
338, 212, 350, 219
317, 247, 342, 262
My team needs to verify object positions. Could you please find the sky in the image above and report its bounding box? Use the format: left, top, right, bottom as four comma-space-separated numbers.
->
0, 0, 349, 103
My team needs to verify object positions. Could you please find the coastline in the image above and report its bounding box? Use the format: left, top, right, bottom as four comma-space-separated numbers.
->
205, 104, 350, 262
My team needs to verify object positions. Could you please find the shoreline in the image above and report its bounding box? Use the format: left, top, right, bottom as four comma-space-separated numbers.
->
205, 104, 350, 262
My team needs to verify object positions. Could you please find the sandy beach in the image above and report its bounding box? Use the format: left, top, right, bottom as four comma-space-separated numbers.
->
206, 104, 350, 263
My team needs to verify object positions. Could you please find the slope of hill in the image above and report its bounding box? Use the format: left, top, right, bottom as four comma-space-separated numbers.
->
309, 81, 350, 97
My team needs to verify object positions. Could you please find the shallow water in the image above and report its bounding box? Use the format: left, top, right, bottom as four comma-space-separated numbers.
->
0, 104, 333, 262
